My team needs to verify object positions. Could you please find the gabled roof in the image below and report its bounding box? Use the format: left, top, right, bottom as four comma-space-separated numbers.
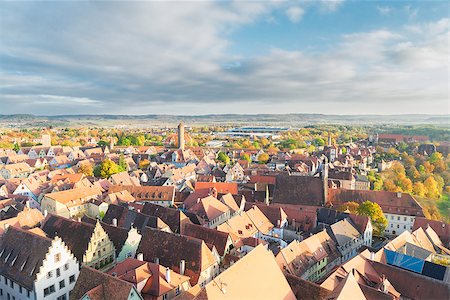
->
195, 182, 238, 195
44, 186, 102, 206
183, 223, 231, 257
71, 266, 138, 300
0, 226, 53, 289
82, 216, 130, 256
273, 174, 325, 206
136, 228, 217, 285
102, 203, 170, 232
142, 203, 189, 233
198, 245, 296, 300
326, 272, 366, 300
41, 214, 96, 262
187, 196, 230, 223
328, 189, 424, 217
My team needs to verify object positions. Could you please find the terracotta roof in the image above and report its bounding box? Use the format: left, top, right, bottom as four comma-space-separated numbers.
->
371, 261, 450, 299
187, 196, 230, 223
199, 245, 296, 300
413, 217, 450, 247
285, 273, 330, 300
328, 189, 424, 217
109, 185, 175, 203
194, 182, 238, 195
44, 186, 102, 206
0, 226, 53, 289
182, 223, 231, 257
137, 228, 217, 285
326, 272, 366, 300
108, 258, 190, 297
273, 174, 325, 206
71, 266, 137, 300
248, 175, 277, 185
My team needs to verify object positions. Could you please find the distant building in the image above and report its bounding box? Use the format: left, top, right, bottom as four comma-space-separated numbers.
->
42, 134, 51, 147
178, 122, 185, 150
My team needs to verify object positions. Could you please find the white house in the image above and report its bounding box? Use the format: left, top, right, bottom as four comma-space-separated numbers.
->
0, 226, 80, 300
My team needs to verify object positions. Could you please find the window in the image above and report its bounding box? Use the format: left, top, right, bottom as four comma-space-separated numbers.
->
0, 288, 2, 296
19, 286, 22, 293
64, 263, 69, 271
4, 277, 7, 284
397, 224, 400, 229
27, 290, 31, 298
54, 253, 61, 263
59, 280, 65, 289
162, 294, 168, 300
397, 216, 400, 221
57, 295, 67, 300
56, 268, 61, 277
43, 285, 55, 297
175, 287, 180, 296
46, 271, 52, 279
404, 217, 407, 221
9, 280, 13, 288
69, 275, 75, 283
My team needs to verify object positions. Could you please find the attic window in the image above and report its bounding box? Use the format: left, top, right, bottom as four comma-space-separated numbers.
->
20, 258, 28, 271
5, 250, 12, 263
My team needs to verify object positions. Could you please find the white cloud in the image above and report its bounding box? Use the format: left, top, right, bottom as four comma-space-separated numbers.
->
0, 3, 448, 115
286, 6, 304, 23
319, 0, 345, 12
377, 6, 392, 16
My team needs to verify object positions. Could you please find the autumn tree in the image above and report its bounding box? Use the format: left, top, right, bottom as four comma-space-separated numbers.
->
257, 153, 270, 164
93, 159, 121, 179
78, 163, 93, 177
357, 201, 388, 236
338, 201, 359, 214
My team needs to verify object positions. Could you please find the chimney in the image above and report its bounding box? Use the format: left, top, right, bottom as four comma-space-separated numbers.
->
3, 223, 10, 231
197, 198, 200, 204
155, 257, 160, 264
44, 209, 48, 217
370, 252, 375, 261
165, 267, 171, 284
26, 201, 30, 209
112, 218, 118, 227
180, 260, 185, 275
397, 192, 402, 198
137, 253, 144, 261
137, 209, 141, 213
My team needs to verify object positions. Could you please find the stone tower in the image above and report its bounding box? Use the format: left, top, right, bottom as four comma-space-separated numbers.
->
178, 122, 185, 150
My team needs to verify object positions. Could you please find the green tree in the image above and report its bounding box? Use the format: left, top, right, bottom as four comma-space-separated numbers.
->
241, 153, 251, 163
217, 152, 230, 164
118, 153, 127, 172
357, 201, 388, 236
93, 159, 121, 179
313, 138, 325, 147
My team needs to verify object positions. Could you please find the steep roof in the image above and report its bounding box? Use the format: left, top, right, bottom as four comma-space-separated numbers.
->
0, 226, 53, 289
70, 266, 137, 300
199, 245, 296, 300
41, 214, 95, 262
137, 228, 216, 285
195, 182, 238, 195
273, 174, 325, 206
328, 189, 424, 217
183, 223, 231, 257
285, 273, 330, 300
413, 217, 450, 247
44, 186, 102, 206
142, 203, 189, 233
109, 185, 175, 202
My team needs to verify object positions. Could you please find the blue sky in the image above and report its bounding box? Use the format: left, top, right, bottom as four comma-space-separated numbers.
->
0, 0, 448, 115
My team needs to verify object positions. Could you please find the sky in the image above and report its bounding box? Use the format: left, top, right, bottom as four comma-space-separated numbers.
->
0, 0, 449, 115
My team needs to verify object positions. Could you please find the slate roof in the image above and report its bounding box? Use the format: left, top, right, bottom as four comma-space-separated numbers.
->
141, 203, 190, 234
102, 203, 170, 233
41, 214, 95, 262
0, 226, 53, 290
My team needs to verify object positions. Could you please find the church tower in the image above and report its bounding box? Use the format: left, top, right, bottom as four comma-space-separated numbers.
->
178, 122, 185, 150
